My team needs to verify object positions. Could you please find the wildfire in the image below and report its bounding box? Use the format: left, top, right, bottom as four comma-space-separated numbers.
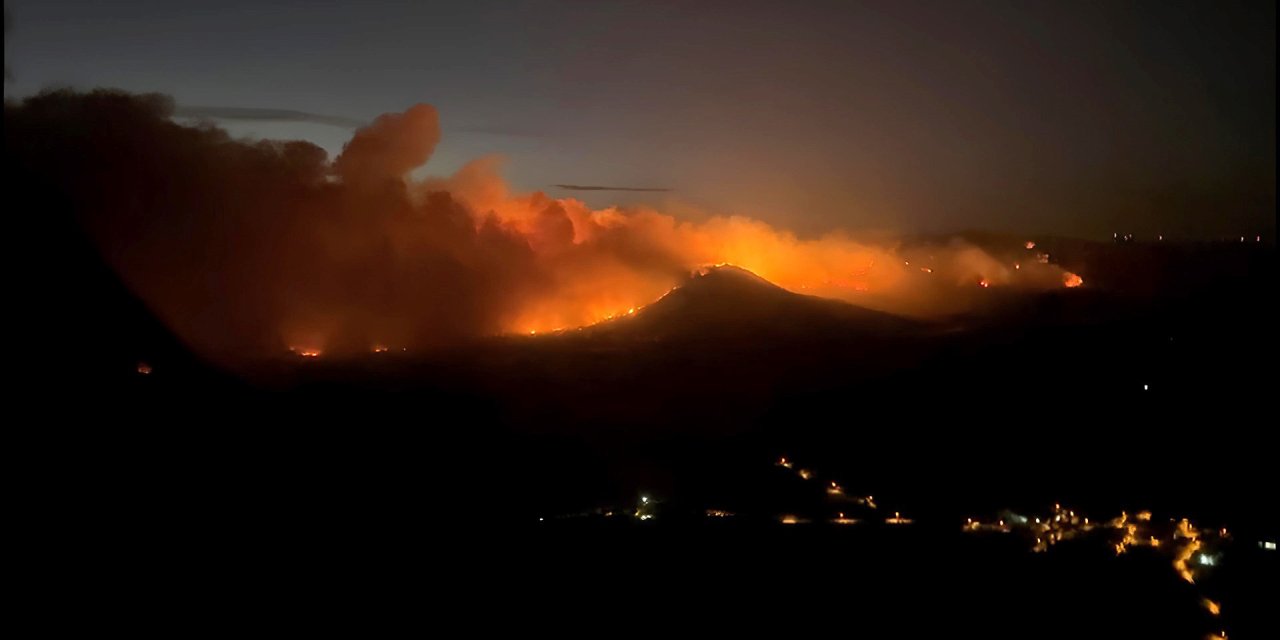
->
39, 95, 1097, 358
1173, 519, 1202, 583
1063, 272, 1084, 288
461, 185, 1089, 337
1025, 241, 1036, 249
1203, 599, 1220, 616
136, 362, 152, 375
372, 345, 390, 353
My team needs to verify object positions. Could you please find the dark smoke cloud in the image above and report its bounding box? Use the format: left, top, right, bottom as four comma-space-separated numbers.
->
554, 185, 672, 192
7, 89, 1072, 367
334, 104, 439, 189
173, 105, 365, 129
6, 89, 544, 362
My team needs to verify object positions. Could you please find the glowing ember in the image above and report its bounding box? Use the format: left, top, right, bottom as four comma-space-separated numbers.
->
1172, 519, 1203, 583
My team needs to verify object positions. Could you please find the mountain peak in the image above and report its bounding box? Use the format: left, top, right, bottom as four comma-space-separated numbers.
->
584, 264, 917, 341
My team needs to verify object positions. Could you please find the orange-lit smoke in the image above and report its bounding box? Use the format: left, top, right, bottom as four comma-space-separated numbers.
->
426, 156, 1078, 334
7, 92, 1081, 362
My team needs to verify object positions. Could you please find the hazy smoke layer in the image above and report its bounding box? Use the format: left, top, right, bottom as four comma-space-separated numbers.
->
6, 90, 1072, 361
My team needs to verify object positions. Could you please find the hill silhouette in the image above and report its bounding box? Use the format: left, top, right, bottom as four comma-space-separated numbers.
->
581, 265, 921, 343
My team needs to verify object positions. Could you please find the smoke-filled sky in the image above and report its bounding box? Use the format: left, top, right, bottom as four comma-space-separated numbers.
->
9, 89, 1083, 361
5, 0, 1274, 239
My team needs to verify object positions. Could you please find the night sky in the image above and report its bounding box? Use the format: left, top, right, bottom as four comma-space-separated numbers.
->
5, 0, 1274, 238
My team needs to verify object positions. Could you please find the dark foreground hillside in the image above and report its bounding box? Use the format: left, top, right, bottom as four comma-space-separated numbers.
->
21, 239, 1277, 638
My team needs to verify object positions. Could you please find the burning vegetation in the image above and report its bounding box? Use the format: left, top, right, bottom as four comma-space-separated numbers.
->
7, 90, 1085, 363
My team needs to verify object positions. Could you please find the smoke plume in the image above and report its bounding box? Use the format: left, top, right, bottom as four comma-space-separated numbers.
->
6, 90, 1075, 363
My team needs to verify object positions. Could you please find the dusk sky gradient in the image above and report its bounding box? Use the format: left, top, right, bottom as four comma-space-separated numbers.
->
5, 0, 1274, 238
